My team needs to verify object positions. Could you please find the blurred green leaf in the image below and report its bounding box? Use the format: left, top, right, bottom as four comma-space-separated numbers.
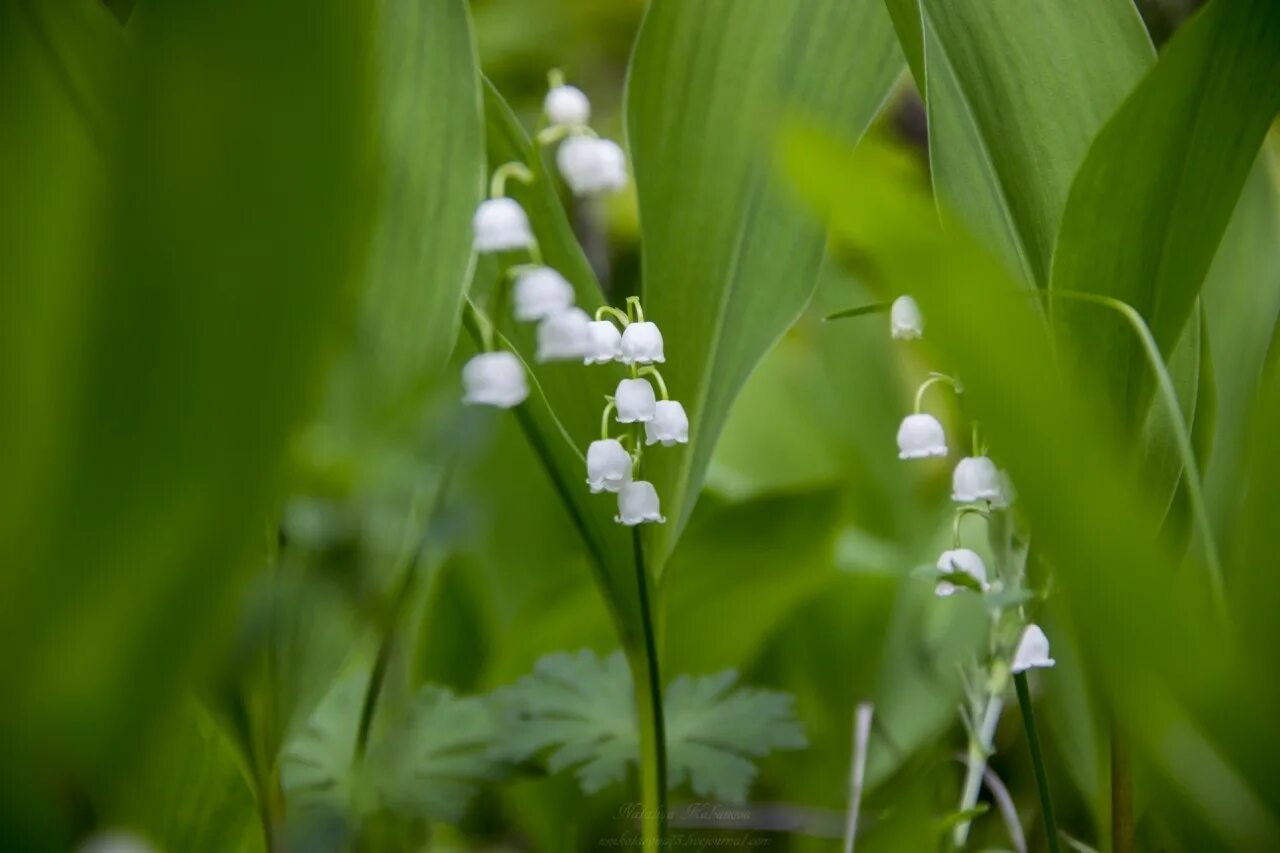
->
626, 0, 904, 568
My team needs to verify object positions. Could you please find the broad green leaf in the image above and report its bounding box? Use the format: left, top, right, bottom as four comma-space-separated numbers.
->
627, 0, 904, 568
494, 649, 807, 805
1052, 0, 1280, 421
0, 1, 375, 843
910, 0, 1152, 285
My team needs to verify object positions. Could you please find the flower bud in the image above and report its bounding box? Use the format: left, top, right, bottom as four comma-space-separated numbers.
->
619, 321, 664, 365
536, 308, 592, 362
557, 136, 628, 196
890, 295, 924, 340
462, 351, 528, 408
544, 84, 590, 127
645, 400, 689, 447
615, 378, 657, 423
615, 480, 665, 525
1011, 624, 1056, 673
897, 413, 947, 459
934, 548, 989, 597
514, 267, 574, 321
952, 456, 1005, 505
586, 439, 632, 493
584, 319, 623, 365
473, 198, 534, 253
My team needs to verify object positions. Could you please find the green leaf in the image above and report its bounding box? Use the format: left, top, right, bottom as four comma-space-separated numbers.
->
495, 649, 807, 805
1051, 0, 1280, 419
626, 0, 905, 567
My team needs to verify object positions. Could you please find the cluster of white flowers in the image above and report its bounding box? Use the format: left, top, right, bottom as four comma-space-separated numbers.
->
460, 73, 684, 527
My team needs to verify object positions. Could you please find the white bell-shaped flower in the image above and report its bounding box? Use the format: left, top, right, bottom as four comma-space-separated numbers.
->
557, 136, 628, 196
544, 84, 590, 128
645, 400, 689, 447
615, 378, 657, 423
462, 351, 527, 408
514, 267, 574, 321
473, 198, 534, 253
1011, 624, 1056, 673
934, 548, 989, 597
952, 455, 1006, 505
890, 295, 924, 340
586, 439, 632, 493
897, 413, 947, 459
583, 319, 622, 365
620, 320, 664, 364
536, 307, 592, 362
615, 480, 665, 525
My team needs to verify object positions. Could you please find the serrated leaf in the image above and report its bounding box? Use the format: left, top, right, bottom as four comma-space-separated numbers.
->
494, 649, 807, 805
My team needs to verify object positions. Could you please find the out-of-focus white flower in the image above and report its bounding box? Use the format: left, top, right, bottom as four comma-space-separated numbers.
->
557, 136, 628, 196
536, 308, 592, 362
615, 480, 665, 525
952, 456, 1006, 505
890, 295, 924, 340
544, 84, 591, 128
584, 319, 622, 364
462, 351, 528, 408
514, 267, 575, 322
78, 832, 157, 853
586, 439, 632, 493
1011, 624, 1056, 673
619, 320, 664, 365
644, 400, 689, 447
934, 548, 989, 597
615, 378, 657, 423
897, 413, 947, 459
473, 198, 534, 253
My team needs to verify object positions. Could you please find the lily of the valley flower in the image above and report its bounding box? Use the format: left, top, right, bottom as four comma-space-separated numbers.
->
614, 377, 657, 423
514, 267, 575, 321
536, 307, 592, 362
584, 319, 622, 364
934, 548, 989, 597
897, 413, 947, 459
462, 351, 528, 408
586, 439, 632, 493
557, 136, 628, 196
1011, 624, 1056, 673
952, 455, 1006, 505
544, 84, 591, 128
645, 400, 689, 447
472, 198, 534, 253
890, 294, 924, 340
616, 480, 665, 525
620, 320, 665, 364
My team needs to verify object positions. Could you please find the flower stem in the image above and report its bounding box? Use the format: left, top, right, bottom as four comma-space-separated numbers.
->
1014, 673, 1061, 853
639, 367, 669, 401
600, 399, 616, 440
596, 305, 630, 326
913, 373, 960, 413
953, 694, 1003, 848
629, 528, 667, 849
952, 505, 990, 547
489, 161, 535, 198
627, 295, 645, 323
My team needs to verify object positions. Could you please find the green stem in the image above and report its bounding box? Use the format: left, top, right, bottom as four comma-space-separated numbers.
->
627, 295, 645, 323
953, 695, 1003, 848
489, 161, 534, 198
600, 399, 616, 440
914, 373, 960, 413
596, 305, 630, 326
630, 528, 667, 849
1014, 673, 1061, 853
952, 505, 989, 548
638, 367, 669, 401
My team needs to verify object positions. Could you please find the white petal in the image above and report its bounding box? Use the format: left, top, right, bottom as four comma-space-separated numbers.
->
644, 400, 689, 446
615, 480, 665, 525
619, 321, 664, 365
536, 308, 592, 362
1011, 624, 1056, 673
952, 456, 1005, 504
615, 378, 657, 423
584, 319, 623, 364
544, 85, 590, 127
473, 198, 534, 253
514, 267, 575, 321
935, 548, 989, 590
586, 439, 633, 493
557, 136, 628, 196
897, 413, 947, 459
462, 351, 528, 408
890, 295, 924, 340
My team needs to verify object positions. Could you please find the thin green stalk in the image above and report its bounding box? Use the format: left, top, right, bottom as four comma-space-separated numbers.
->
1014, 673, 1061, 853
630, 527, 668, 849
953, 695, 1003, 848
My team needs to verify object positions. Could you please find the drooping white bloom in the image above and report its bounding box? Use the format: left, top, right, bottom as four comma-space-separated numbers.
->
583, 319, 622, 365
78, 832, 157, 853
514, 267, 575, 321
897, 413, 947, 459
544, 84, 591, 128
462, 351, 528, 408
473, 197, 535, 253
890, 295, 924, 340
536, 307, 592, 362
1011, 624, 1056, 673
615, 480, 665, 525
586, 439, 632, 493
619, 320, 664, 365
934, 548, 989, 597
952, 455, 1006, 505
614, 377, 657, 423
556, 136, 628, 196
645, 400, 689, 447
